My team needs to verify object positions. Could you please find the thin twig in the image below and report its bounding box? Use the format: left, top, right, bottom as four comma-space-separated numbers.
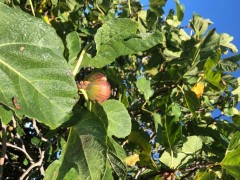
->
5, 143, 33, 163
134, 167, 146, 179
128, 0, 132, 15
32, 119, 48, 142
12, 117, 29, 155
0, 124, 7, 179
19, 150, 45, 180
28, 0, 35, 16
96, 4, 105, 15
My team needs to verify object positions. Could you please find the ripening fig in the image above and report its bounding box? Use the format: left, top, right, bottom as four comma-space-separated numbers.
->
86, 80, 111, 103
85, 72, 107, 82
78, 72, 111, 103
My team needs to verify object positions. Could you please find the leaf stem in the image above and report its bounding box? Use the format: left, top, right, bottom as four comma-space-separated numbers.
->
72, 43, 92, 76
177, 85, 184, 94
96, 4, 105, 15
28, 0, 35, 16
142, 108, 153, 114
79, 89, 88, 101
128, 0, 132, 15
170, 149, 174, 168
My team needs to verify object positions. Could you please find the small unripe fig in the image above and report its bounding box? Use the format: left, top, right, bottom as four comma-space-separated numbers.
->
78, 72, 111, 103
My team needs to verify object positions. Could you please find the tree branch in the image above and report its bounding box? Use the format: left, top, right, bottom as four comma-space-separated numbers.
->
19, 149, 45, 180
0, 124, 7, 179
5, 143, 33, 163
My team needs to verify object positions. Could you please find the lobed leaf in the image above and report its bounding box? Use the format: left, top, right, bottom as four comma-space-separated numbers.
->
81, 18, 164, 68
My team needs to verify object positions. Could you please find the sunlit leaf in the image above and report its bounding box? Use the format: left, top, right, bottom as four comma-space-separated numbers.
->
220, 33, 238, 53
81, 18, 164, 68
196, 171, 217, 180
124, 153, 139, 166
159, 151, 191, 169
102, 100, 131, 138
190, 14, 213, 38
136, 76, 154, 100
182, 136, 203, 154
221, 146, 240, 179
0, 4, 78, 129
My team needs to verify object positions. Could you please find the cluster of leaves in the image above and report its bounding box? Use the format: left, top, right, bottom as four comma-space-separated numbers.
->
0, 0, 240, 179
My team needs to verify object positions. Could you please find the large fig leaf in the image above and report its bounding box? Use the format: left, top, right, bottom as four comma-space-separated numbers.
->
44, 111, 108, 180
81, 18, 164, 68
0, 3, 78, 128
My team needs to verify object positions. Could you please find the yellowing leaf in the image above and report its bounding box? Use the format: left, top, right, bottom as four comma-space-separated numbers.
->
124, 154, 139, 166
192, 82, 204, 98
43, 16, 51, 25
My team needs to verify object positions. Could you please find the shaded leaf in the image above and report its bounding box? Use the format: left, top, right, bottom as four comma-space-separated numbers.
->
139, 153, 157, 170
0, 4, 78, 129
102, 162, 114, 180
81, 18, 164, 68
175, 0, 184, 22
153, 113, 161, 133
108, 137, 126, 161
44, 111, 108, 180
128, 131, 151, 154
0, 105, 13, 125
217, 59, 240, 72
66, 31, 81, 65
149, 0, 167, 17
160, 115, 182, 149
108, 151, 127, 179
232, 115, 240, 126
184, 91, 199, 116
222, 74, 238, 89
199, 29, 220, 66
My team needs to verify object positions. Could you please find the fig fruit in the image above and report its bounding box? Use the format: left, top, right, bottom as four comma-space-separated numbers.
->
78, 72, 111, 103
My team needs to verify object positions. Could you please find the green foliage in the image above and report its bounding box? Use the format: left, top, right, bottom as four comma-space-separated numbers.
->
0, 0, 240, 179
0, 3, 78, 128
